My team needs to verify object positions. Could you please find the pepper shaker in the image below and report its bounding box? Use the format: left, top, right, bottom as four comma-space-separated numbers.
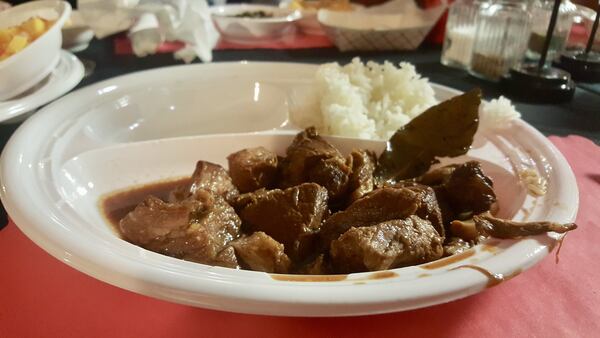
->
526, 0, 578, 63
469, 0, 532, 81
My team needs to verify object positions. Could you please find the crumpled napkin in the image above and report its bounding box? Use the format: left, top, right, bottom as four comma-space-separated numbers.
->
77, 0, 218, 62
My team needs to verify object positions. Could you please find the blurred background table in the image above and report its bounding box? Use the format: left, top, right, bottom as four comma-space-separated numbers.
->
0, 35, 599, 337
6, 36, 599, 146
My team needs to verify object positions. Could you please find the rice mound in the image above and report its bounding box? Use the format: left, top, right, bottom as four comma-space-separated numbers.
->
289, 58, 520, 140
313, 58, 438, 140
479, 96, 521, 130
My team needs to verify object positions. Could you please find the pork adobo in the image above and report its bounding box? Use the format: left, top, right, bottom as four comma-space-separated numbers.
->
106, 90, 577, 275
107, 127, 576, 274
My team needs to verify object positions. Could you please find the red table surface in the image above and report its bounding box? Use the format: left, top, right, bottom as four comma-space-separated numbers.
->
114, 34, 334, 56
1, 135, 599, 338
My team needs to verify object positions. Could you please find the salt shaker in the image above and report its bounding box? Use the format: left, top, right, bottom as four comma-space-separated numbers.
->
441, 0, 489, 69
526, 0, 577, 63
469, 0, 532, 81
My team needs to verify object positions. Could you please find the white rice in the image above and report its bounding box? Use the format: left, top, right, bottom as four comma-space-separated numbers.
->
310, 58, 438, 140
290, 58, 520, 140
479, 96, 521, 130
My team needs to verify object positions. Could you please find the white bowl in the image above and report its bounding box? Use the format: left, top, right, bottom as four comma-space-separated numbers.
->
0, 1, 71, 101
211, 4, 300, 43
0, 62, 578, 316
0, 50, 84, 124
61, 10, 94, 52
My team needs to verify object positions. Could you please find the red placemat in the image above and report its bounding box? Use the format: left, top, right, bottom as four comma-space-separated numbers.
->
114, 34, 334, 55
1, 135, 599, 337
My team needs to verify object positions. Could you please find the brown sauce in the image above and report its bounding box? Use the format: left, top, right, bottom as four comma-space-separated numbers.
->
480, 240, 501, 253
100, 177, 191, 232
554, 234, 568, 264
421, 249, 476, 270
270, 274, 348, 282
541, 234, 569, 264
418, 273, 431, 278
450, 265, 522, 288
270, 271, 398, 283
368, 271, 398, 280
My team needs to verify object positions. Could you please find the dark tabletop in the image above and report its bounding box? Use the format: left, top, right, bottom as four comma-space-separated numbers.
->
0, 37, 599, 229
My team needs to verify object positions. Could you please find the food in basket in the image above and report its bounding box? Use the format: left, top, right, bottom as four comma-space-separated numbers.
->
230, 10, 274, 18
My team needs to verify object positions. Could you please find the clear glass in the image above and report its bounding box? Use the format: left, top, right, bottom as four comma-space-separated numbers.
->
441, 0, 489, 69
525, 0, 577, 63
564, 3, 598, 52
469, 0, 532, 81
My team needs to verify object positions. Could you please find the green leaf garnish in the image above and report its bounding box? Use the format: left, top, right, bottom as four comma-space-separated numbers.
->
375, 88, 482, 182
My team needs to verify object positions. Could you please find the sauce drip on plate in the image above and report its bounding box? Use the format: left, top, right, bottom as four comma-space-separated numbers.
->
421, 250, 476, 270
270, 274, 348, 282
270, 271, 398, 282
450, 265, 522, 288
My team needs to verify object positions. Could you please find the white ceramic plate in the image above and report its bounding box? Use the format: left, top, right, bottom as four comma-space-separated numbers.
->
0, 62, 578, 316
0, 50, 83, 124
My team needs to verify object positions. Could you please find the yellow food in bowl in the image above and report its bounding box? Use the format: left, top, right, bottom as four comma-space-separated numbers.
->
0, 17, 54, 61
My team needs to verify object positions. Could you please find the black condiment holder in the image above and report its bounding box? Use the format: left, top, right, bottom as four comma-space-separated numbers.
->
501, 0, 575, 102
556, 2, 600, 82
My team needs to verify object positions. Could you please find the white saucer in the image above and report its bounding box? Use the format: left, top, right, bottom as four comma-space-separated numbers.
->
0, 50, 84, 124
